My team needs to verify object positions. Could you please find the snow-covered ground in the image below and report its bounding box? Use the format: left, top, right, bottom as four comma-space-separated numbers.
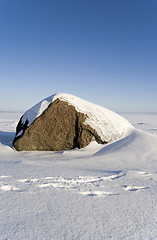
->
0, 111, 157, 240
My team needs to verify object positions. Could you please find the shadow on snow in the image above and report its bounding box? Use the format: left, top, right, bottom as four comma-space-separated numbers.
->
0, 131, 15, 148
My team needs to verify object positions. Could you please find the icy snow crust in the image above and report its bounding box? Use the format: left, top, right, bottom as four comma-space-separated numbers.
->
21, 93, 133, 143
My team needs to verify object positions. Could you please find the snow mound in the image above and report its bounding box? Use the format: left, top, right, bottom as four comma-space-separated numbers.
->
21, 93, 134, 143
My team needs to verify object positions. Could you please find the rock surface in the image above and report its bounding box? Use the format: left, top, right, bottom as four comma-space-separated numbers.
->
13, 99, 106, 151
13, 93, 133, 151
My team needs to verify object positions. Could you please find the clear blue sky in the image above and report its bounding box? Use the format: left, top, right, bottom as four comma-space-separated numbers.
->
0, 0, 157, 112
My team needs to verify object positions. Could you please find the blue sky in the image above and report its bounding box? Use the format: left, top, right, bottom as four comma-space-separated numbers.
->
0, 0, 157, 112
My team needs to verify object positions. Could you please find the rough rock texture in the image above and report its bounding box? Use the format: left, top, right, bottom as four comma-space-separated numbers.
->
13, 99, 106, 151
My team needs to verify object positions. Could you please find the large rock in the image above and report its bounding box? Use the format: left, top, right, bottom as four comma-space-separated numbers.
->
13, 93, 133, 151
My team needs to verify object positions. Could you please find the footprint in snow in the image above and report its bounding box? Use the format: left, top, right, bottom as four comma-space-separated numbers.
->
0, 184, 19, 192
36, 173, 125, 197
79, 190, 118, 197
128, 170, 157, 181
123, 185, 150, 192
0, 175, 12, 178
0, 170, 153, 196
17, 178, 39, 184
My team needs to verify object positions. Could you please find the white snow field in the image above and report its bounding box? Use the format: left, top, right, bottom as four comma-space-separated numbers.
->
0, 111, 157, 240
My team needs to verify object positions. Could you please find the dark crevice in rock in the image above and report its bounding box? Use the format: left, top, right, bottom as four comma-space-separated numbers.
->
73, 114, 79, 149
16, 117, 29, 136
13, 118, 29, 146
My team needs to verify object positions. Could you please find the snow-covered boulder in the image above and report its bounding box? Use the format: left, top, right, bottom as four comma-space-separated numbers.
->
13, 93, 133, 151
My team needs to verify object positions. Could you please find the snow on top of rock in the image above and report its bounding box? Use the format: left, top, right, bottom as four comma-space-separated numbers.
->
21, 93, 134, 143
